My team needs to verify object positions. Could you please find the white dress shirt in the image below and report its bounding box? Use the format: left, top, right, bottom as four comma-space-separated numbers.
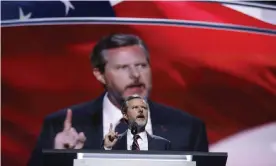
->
103, 93, 153, 149
104, 129, 149, 150
127, 129, 148, 150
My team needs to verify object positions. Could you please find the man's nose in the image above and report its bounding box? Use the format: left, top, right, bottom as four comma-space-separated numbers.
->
138, 108, 143, 113
129, 67, 140, 79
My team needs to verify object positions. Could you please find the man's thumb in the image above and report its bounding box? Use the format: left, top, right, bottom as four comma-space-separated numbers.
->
78, 132, 86, 142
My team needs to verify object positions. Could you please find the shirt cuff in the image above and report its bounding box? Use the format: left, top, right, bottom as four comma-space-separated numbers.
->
104, 146, 112, 150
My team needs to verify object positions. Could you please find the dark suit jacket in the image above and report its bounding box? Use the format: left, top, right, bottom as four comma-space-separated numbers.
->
104, 131, 171, 151
28, 93, 208, 166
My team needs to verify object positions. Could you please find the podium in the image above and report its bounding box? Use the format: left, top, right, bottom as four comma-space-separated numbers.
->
43, 150, 227, 166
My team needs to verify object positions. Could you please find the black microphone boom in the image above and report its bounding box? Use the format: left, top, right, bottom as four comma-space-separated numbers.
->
130, 122, 138, 135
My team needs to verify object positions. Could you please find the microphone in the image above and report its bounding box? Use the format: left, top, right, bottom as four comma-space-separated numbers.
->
108, 135, 115, 142
130, 122, 138, 135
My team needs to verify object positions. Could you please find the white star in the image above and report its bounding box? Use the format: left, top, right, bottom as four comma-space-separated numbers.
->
60, 0, 75, 16
19, 7, 32, 20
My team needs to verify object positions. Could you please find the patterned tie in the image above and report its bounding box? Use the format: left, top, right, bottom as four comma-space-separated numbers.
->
131, 134, 140, 150
115, 118, 128, 134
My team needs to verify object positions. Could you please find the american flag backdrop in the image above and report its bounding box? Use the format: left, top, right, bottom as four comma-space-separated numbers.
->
1, 1, 276, 166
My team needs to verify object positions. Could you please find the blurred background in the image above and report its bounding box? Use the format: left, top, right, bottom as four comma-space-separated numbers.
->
1, 1, 276, 166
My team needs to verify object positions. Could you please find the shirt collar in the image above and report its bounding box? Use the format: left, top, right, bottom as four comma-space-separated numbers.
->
103, 93, 123, 121
127, 129, 147, 141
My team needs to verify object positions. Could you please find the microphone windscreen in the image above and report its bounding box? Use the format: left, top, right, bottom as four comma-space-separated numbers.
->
130, 122, 138, 135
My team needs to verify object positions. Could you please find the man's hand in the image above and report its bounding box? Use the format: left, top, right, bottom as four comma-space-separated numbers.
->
54, 109, 86, 149
104, 123, 119, 149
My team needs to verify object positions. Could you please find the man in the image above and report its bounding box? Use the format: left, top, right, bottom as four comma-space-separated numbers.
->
28, 33, 208, 165
103, 94, 171, 150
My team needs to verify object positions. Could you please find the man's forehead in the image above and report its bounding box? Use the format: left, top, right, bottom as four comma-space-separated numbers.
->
103, 45, 144, 54
128, 98, 147, 106
102, 45, 147, 63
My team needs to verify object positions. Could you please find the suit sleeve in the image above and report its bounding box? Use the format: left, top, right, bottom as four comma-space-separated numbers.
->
27, 117, 55, 166
165, 141, 172, 150
101, 139, 113, 150
193, 120, 209, 152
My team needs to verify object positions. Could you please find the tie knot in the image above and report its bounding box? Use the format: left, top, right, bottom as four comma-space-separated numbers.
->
133, 134, 140, 140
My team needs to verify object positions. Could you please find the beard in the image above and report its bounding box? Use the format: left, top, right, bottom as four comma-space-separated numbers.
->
107, 88, 150, 107
128, 118, 147, 132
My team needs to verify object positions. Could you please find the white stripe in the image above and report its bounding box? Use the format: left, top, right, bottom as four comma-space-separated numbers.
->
1, 16, 273, 29
109, 0, 125, 6
2, 17, 276, 36
217, 1, 276, 10
222, 3, 276, 25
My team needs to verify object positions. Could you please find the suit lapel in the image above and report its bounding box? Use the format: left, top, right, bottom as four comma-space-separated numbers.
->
82, 93, 105, 149
148, 101, 168, 139
146, 132, 154, 150
113, 131, 127, 150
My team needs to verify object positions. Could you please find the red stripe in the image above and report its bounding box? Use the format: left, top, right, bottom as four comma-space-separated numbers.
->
114, 1, 276, 30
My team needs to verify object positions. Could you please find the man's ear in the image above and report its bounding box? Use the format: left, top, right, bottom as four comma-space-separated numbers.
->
93, 68, 106, 85
123, 113, 128, 121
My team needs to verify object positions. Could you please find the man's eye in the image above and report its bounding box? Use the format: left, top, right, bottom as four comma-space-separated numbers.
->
136, 63, 147, 68
118, 65, 128, 69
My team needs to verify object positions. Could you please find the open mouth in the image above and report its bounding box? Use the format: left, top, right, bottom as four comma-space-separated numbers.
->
126, 83, 145, 94
128, 83, 145, 89
136, 115, 145, 120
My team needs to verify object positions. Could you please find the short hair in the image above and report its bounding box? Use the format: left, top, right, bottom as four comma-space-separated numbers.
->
121, 94, 147, 114
90, 33, 150, 73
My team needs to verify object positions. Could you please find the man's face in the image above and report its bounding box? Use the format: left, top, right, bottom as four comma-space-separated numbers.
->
123, 98, 149, 127
95, 45, 152, 101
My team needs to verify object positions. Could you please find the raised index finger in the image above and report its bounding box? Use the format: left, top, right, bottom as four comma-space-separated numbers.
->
109, 123, 113, 132
64, 109, 72, 131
